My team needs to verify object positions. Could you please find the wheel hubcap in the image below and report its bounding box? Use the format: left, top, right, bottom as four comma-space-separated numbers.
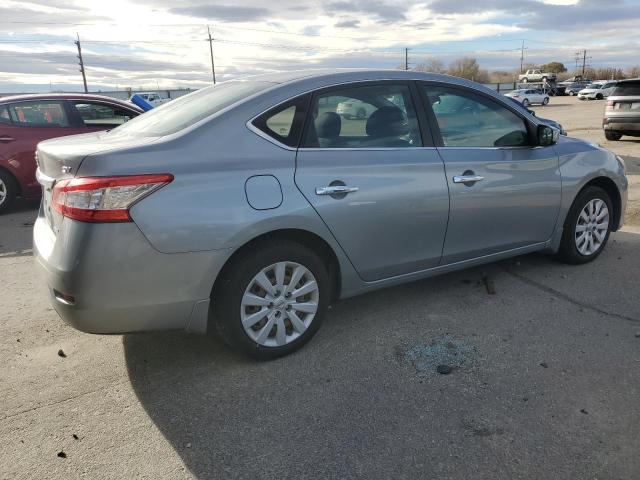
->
575, 198, 609, 256
241, 261, 319, 347
0, 178, 6, 205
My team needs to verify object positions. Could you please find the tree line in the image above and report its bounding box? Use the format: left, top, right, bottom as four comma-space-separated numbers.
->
407, 57, 640, 83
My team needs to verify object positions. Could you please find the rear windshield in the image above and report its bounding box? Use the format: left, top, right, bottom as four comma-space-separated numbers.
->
111, 81, 272, 136
612, 82, 640, 96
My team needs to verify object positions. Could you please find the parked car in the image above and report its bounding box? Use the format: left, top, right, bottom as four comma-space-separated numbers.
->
131, 92, 168, 107
504, 97, 566, 135
603, 78, 640, 141
577, 82, 617, 100
34, 70, 627, 359
504, 89, 549, 107
336, 98, 376, 119
518, 69, 557, 83
0, 94, 142, 213
565, 83, 587, 96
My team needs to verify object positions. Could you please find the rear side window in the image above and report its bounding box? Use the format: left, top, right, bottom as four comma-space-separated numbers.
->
112, 81, 271, 136
72, 102, 137, 127
301, 83, 422, 148
8, 101, 69, 127
423, 85, 529, 148
612, 82, 640, 96
252, 95, 309, 148
0, 106, 10, 124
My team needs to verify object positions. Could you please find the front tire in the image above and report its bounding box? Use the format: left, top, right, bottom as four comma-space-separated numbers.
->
522, 78, 528, 83
213, 240, 330, 360
556, 186, 613, 264
542, 97, 549, 105
0, 170, 18, 214
605, 131, 622, 141
522, 98, 530, 107
596, 93, 603, 100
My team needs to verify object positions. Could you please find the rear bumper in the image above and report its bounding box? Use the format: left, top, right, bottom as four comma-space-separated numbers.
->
33, 215, 230, 335
603, 118, 640, 133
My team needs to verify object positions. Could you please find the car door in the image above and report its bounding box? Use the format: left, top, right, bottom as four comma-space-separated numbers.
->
0, 100, 84, 197
295, 81, 450, 282
68, 100, 139, 132
418, 83, 561, 264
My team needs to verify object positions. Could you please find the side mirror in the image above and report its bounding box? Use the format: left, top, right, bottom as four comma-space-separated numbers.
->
537, 124, 558, 146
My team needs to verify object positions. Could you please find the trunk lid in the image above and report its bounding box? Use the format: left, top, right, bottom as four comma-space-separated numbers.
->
36, 130, 160, 233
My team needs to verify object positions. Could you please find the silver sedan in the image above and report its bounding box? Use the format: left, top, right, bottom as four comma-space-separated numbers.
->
34, 69, 628, 359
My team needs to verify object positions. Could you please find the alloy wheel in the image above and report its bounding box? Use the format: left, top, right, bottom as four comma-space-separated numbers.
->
241, 261, 319, 347
0, 178, 6, 206
575, 198, 609, 256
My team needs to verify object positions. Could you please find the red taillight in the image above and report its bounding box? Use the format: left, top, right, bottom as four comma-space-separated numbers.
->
52, 174, 173, 223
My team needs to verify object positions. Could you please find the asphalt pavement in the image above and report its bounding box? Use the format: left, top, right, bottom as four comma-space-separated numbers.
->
1, 199, 639, 479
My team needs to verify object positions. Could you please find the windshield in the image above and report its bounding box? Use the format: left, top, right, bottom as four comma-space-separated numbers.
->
112, 81, 272, 136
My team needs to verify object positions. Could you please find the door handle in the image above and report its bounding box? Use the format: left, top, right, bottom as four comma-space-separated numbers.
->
315, 185, 359, 196
0, 136, 15, 142
453, 175, 484, 184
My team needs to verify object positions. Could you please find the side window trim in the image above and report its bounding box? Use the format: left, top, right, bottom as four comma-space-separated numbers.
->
299, 80, 429, 150
417, 81, 535, 149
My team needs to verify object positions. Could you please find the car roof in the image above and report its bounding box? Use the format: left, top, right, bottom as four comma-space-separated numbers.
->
615, 78, 640, 85
244, 68, 473, 86
0, 93, 143, 111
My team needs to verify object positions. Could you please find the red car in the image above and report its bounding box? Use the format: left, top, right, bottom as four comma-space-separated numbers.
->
0, 94, 143, 213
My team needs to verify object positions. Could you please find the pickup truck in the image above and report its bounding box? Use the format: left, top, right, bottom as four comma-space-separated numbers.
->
518, 69, 557, 83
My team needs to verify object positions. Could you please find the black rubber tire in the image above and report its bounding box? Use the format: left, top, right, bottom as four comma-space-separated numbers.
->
596, 93, 603, 100
213, 239, 330, 360
522, 78, 528, 83
569, 91, 575, 96
556, 186, 613, 265
0, 169, 18, 214
605, 131, 622, 141
522, 98, 530, 107
542, 97, 549, 105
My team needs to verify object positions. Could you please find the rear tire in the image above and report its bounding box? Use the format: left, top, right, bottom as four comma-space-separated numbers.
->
556, 186, 613, 264
596, 93, 603, 100
605, 131, 622, 141
213, 240, 330, 360
0, 170, 18, 214
542, 97, 549, 105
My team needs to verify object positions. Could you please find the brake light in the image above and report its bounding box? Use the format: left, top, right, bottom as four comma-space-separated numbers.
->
606, 100, 614, 110
52, 174, 173, 222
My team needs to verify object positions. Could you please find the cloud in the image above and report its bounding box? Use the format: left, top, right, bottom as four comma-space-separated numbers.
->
324, 0, 409, 22
169, 4, 270, 22
334, 20, 360, 28
425, 0, 640, 31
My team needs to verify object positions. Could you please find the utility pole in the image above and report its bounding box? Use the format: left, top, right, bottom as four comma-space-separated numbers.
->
75, 33, 88, 93
404, 48, 409, 70
582, 49, 587, 77
519, 40, 527, 73
207, 26, 216, 84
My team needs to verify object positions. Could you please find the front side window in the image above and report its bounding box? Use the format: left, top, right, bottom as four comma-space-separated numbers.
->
302, 83, 422, 148
73, 102, 137, 127
423, 86, 529, 148
8, 101, 69, 127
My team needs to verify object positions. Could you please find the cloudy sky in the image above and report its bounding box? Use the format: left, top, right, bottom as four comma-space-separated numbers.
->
1, 0, 639, 92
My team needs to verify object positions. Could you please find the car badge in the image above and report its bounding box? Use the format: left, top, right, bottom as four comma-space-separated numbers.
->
61, 165, 72, 174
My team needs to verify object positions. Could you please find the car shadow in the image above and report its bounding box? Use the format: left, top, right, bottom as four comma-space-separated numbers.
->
122, 230, 640, 478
